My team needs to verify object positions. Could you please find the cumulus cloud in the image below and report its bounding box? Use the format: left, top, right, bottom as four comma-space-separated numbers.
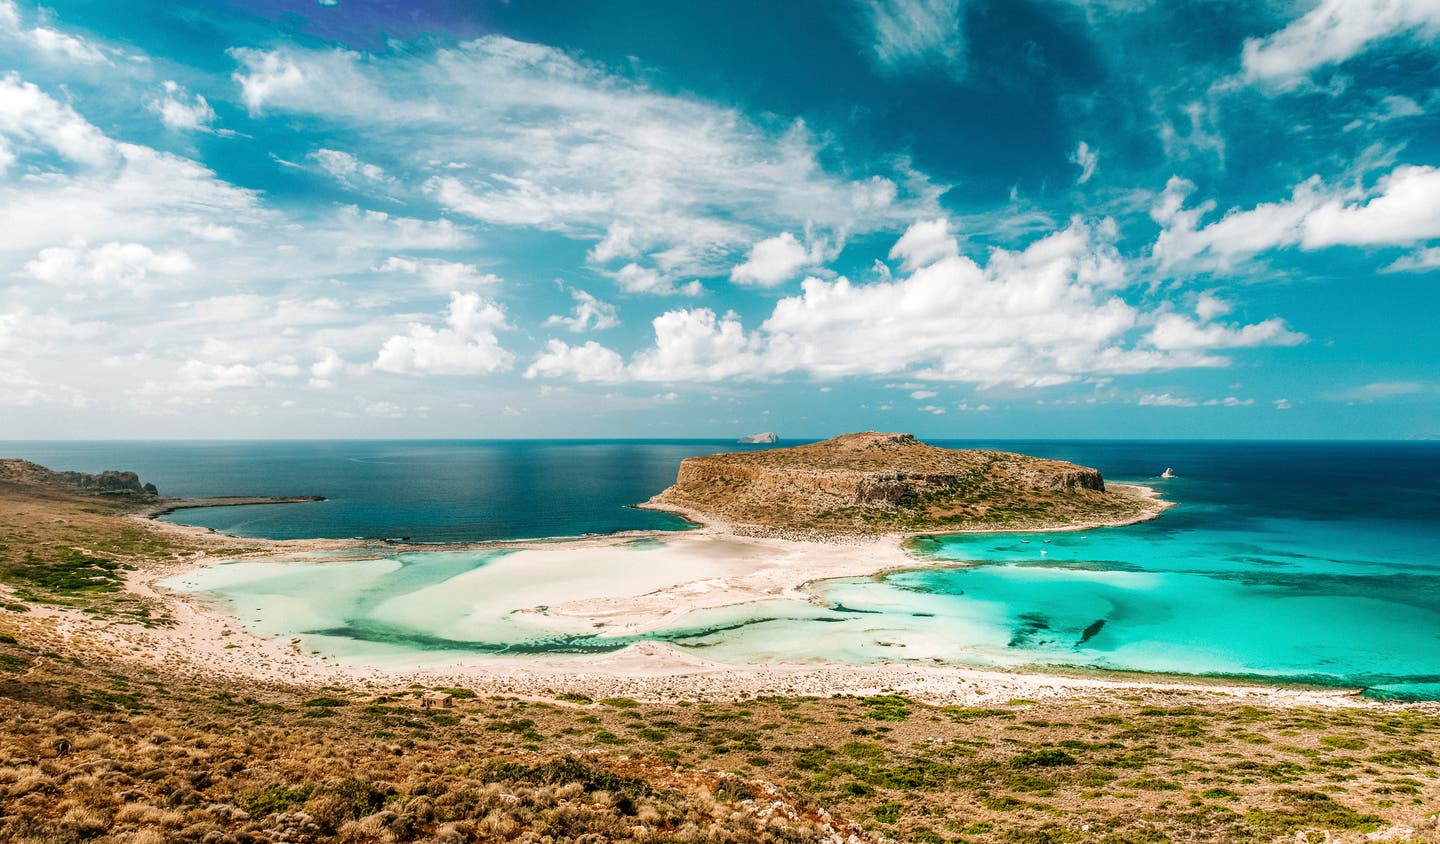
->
543, 288, 619, 332
888, 218, 959, 271
1243, 0, 1440, 88
525, 339, 626, 382
730, 232, 827, 287
528, 218, 1305, 387
1302, 165, 1440, 247
374, 291, 513, 376
23, 241, 194, 295
1152, 165, 1440, 272
228, 37, 943, 282
861, 0, 966, 75
147, 81, 216, 132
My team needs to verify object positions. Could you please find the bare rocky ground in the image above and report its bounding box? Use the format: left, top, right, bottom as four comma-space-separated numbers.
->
647, 433, 1168, 537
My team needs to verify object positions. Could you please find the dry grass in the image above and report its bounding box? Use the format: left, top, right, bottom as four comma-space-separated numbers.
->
1, 458, 1437, 843
1, 629, 1437, 843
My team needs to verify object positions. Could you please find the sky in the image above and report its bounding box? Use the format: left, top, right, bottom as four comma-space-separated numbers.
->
0, 0, 1437, 440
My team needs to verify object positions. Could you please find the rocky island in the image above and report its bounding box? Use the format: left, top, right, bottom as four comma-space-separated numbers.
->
647, 431, 1164, 537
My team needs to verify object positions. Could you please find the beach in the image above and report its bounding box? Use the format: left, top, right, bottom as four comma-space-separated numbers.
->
8, 484, 1404, 712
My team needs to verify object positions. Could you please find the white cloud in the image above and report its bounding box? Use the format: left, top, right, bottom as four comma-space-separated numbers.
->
525, 339, 626, 382
311, 147, 393, 188
0, 307, 103, 353
543, 288, 619, 332
1383, 246, 1440, 273
374, 291, 513, 376
0, 360, 86, 407
23, 241, 194, 295
172, 361, 265, 391
1146, 313, 1305, 351
361, 400, 406, 419
1069, 141, 1098, 184
377, 255, 499, 290
910, 390, 937, 399
148, 81, 216, 132
888, 218, 959, 271
1138, 393, 1196, 407
861, 0, 966, 74
1153, 165, 1440, 272
730, 231, 825, 287
1243, 0, 1440, 88
1274, 398, 1292, 410
229, 37, 943, 281
1302, 165, 1440, 247
529, 219, 1305, 387
0, 139, 265, 257
0, 2, 108, 65
612, 263, 703, 297
590, 224, 638, 263
1138, 392, 1254, 408
0, 72, 114, 166
1194, 293, 1232, 322
628, 308, 761, 381
308, 347, 346, 388
1330, 380, 1430, 402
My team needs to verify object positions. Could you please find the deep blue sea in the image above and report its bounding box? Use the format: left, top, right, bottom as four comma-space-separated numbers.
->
5, 440, 1438, 697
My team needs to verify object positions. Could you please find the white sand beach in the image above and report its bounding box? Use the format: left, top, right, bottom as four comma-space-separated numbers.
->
5, 488, 1413, 713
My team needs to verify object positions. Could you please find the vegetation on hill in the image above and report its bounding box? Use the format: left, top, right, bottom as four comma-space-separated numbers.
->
0, 458, 1434, 843
649, 432, 1164, 536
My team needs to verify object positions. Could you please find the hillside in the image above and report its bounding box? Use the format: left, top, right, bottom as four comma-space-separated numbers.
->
646, 432, 1163, 536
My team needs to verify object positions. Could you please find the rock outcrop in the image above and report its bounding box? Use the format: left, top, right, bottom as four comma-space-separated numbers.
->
0, 459, 158, 496
647, 432, 1157, 537
738, 432, 779, 444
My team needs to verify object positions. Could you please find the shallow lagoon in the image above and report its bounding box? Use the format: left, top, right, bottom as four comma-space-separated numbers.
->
101, 440, 1440, 699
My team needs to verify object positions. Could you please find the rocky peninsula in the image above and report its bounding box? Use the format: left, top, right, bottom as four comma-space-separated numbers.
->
646, 431, 1165, 538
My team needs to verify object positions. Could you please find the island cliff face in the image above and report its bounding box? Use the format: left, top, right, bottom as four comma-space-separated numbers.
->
647, 432, 1160, 537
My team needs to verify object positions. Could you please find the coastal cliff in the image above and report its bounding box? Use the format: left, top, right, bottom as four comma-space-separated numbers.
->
646, 431, 1161, 537
0, 459, 158, 496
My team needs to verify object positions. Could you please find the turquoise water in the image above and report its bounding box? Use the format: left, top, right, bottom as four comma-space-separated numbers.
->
6, 440, 1439, 697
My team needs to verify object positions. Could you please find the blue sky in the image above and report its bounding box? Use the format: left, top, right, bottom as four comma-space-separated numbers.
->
0, 0, 1437, 439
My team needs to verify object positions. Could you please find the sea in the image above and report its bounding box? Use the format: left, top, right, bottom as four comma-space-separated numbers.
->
4, 439, 1438, 699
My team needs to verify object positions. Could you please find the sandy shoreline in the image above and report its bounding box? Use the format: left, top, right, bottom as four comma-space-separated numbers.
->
13, 483, 1424, 711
